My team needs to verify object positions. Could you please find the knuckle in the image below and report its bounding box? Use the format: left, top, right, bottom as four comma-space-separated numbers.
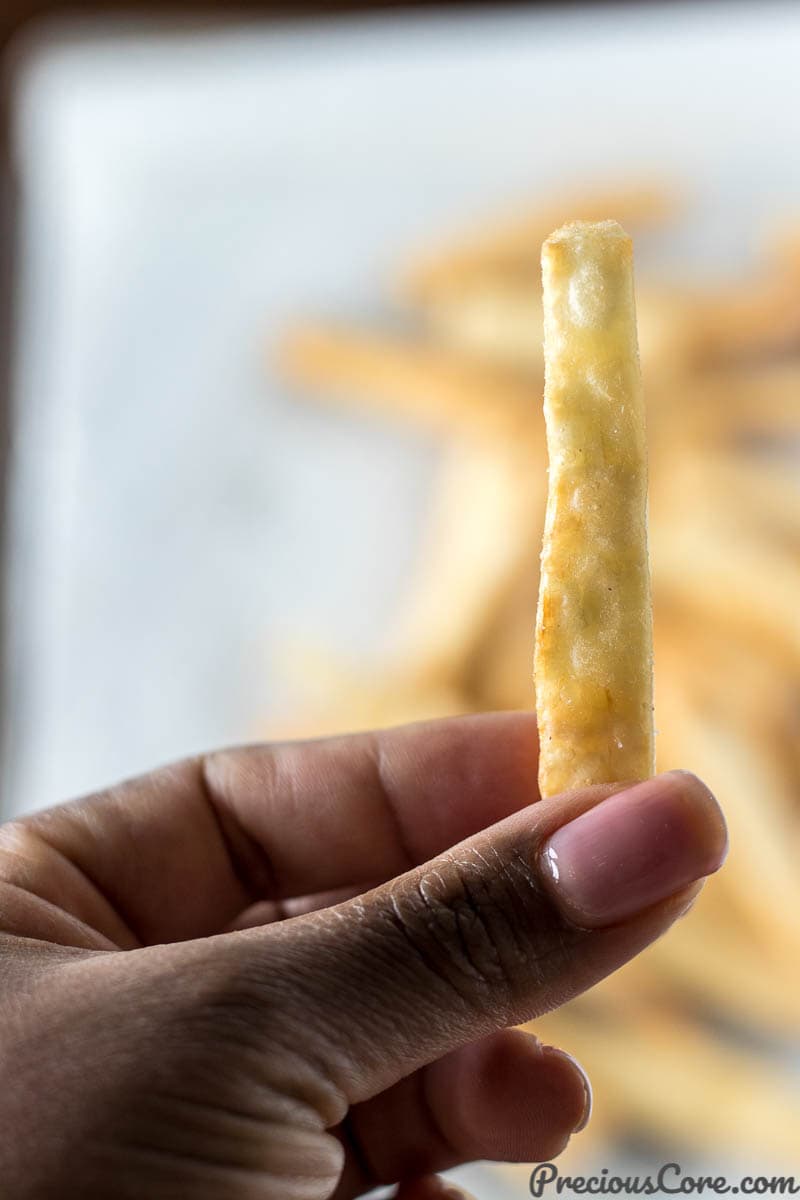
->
388, 845, 568, 1015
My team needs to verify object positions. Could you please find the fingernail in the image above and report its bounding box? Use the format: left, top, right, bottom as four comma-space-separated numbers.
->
540, 772, 727, 928
442, 1187, 477, 1200
543, 1046, 593, 1132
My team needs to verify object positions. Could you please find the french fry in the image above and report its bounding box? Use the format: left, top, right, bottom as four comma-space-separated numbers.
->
762, 218, 800, 273
535, 221, 654, 797
651, 450, 800, 552
278, 324, 535, 440
651, 364, 800, 449
655, 644, 800, 963
531, 1002, 800, 1165
594, 872, 800, 1034
636, 274, 800, 368
641, 898, 800, 1034
401, 181, 673, 303
687, 273, 800, 363
419, 282, 544, 374
475, 565, 541, 710
653, 518, 800, 671
388, 437, 545, 689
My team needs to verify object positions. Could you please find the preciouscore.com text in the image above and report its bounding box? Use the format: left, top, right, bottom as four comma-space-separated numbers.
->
529, 1163, 800, 1197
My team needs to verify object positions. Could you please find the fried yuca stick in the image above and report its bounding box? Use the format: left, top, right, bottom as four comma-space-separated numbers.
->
535, 221, 654, 797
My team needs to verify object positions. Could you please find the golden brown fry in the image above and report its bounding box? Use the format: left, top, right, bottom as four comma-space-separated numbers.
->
642, 371, 800, 470
532, 1003, 800, 1165
592, 874, 800, 1034
654, 597, 800, 802
535, 221, 654, 797
278, 323, 536, 439
762, 217, 800, 273
474, 564, 540, 710
388, 437, 545, 689
686, 274, 800, 364
401, 181, 673, 302
653, 516, 800, 670
652, 449, 800, 552
655, 636, 800, 963
642, 898, 800, 1034
419, 281, 544, 374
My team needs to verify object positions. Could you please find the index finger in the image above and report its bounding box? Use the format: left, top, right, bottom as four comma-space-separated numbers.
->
0, 712, 539, 947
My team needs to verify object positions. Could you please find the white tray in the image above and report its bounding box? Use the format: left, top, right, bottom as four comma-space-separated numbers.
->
6, 1, 800, 820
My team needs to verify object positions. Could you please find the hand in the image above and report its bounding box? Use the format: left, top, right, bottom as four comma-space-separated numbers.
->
0, 712, 726, 1199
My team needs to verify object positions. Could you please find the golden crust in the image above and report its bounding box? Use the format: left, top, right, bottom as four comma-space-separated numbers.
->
534, 220, 654, 797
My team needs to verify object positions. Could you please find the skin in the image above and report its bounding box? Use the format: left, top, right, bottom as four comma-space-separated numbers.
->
0, 711, 726, 1199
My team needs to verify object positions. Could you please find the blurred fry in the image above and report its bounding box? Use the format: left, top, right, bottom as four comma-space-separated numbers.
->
273, 179, 800, 1166
401, 181, 673, 301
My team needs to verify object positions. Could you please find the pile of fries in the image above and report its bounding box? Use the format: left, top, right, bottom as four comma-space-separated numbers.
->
272, 183, 800, 1169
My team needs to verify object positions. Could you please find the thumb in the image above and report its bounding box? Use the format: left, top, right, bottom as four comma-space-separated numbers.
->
266, 769, 726, 1104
